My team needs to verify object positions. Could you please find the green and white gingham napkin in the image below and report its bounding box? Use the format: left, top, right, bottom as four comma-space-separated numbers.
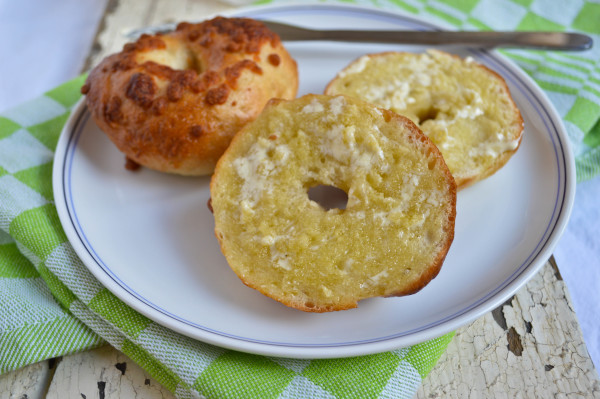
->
1, 1, 599, 398
0, 75, 453, 396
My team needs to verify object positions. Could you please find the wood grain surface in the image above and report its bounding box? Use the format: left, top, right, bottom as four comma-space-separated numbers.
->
1, 0, 599, 398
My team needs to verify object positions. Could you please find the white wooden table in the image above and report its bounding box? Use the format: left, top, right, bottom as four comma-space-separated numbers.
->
2, 1, 599, 397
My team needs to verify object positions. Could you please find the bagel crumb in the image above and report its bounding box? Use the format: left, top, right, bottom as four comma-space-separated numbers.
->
166, 81, 185, 102
225, 42, 243, 53
112, 57, 136, 72
151, 97, 167, 115
199, 36, 213, 47
205, 84, 230, 105
126, 73, 156, 108
175, 22, 192, 31
103, 97, 122, 123
187, 30, 201, 41
189, 125, 204, 139
268, 54, 281, 66
125, 157, 141, 171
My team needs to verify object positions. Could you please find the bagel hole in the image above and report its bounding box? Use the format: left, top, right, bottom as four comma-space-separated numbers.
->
136, 45, 204, 73
308, 184, 348, 211
417, 107, 439, 124
187, 51, 205, 74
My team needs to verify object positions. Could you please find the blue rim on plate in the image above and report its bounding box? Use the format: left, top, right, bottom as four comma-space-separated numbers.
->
53, 4, 575, 358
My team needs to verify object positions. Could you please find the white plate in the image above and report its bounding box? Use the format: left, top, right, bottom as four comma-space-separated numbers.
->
53, 4, 575, 358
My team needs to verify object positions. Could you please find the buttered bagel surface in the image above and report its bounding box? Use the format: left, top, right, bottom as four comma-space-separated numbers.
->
210, 94, 456, 312
325, 50, 523, 188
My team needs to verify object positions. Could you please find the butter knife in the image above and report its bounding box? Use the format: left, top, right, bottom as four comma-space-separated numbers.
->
127, 21, 593, 51
261, 21, 592, 51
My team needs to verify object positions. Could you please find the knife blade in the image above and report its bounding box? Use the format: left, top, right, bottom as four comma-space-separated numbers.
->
261, 20, 592, 51
126, 21, 593, 51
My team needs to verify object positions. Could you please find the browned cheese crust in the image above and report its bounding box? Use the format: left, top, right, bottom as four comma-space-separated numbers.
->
81, 17, 298, 175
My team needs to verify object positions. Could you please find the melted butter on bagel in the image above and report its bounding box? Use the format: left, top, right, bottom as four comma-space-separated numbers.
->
82, 17, 298, 175
211, 94, 456, 312
325, 50, 523, 189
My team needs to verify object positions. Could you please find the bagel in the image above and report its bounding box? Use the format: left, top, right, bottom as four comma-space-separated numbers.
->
81, 17, 298, 175
210, 94, 456, 312
325, 50, 523, 189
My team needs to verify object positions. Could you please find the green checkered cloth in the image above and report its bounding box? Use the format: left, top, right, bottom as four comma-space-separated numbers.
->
1, 0, 599, 398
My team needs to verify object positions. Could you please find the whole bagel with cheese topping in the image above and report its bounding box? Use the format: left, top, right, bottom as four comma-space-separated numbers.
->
81, 17, 298, 175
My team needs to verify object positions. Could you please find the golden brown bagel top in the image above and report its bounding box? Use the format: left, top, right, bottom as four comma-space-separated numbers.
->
82, 17, 298, 175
